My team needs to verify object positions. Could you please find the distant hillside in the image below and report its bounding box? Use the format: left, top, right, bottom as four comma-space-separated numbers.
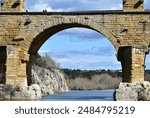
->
62, 69, 122, 79
63, 69, 150, 90
62, 69, 122, 90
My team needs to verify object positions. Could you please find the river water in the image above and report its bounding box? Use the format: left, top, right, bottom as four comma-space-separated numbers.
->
42, 89, 115, 101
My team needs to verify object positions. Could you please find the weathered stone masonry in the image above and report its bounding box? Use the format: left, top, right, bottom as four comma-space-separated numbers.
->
0, 0, 150, 86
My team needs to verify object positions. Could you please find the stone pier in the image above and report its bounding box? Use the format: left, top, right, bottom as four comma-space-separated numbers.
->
117, 46, 148, 83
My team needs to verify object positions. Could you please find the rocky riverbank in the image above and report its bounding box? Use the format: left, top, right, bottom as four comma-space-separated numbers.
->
0, 65, 68, 100
114, 81, 150, 101
0, 84, 41, 100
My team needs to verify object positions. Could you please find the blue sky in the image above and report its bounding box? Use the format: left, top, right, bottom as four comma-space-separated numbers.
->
26, 0, 150, 70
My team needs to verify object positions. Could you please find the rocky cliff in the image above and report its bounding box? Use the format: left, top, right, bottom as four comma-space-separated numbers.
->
31, 65, 68, 96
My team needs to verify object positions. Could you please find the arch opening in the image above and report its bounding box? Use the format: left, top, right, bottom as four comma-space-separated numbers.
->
38, 27, 121, 70
25, 19, 121, 86
26, 25, 122, 101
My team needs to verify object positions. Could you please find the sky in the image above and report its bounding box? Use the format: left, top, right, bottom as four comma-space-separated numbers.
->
26, 0, 150, 70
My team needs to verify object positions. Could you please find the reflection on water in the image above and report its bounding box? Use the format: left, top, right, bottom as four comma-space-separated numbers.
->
42, 89, 115, 101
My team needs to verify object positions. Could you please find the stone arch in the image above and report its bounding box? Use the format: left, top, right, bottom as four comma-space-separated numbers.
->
22, 17, 120, 85
23, 17, 120, 54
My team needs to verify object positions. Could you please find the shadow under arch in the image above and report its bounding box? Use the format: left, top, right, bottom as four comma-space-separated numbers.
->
24, 17, 120, 85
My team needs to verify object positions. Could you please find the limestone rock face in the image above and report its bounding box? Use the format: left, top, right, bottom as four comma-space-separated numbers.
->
114, 81, 150, 101
31, 66, 68, 96
0, 84, 41, 100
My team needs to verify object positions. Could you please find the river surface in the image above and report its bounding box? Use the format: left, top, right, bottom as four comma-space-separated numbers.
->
42, 89, 115, 101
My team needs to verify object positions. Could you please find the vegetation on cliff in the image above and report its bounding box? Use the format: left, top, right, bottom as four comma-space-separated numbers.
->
33, 54, 59, 70
31, 54, 68, 95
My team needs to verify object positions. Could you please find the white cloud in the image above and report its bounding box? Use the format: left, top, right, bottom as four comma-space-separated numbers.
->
28, 0, 63, 11
38, 49, 51, 54
55, 28, 104, 42
56, 54, 118, 65
55, 54, 121, 70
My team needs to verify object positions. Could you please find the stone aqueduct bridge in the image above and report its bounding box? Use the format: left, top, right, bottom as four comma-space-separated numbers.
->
0, 0, 150, 86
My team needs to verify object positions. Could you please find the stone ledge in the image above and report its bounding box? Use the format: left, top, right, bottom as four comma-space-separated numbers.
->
1, 10, 150, 15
